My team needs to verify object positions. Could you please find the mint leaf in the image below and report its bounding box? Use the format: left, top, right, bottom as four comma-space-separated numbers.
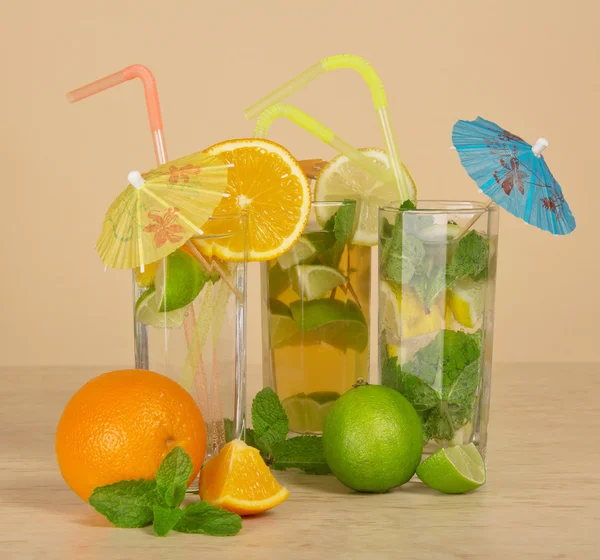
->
153, 505, 183, 537
446, 230, 489, 285
381, 355, 403, 392
271, 436, 331, 474
382, 212, 426, 286
252, 387, 289, 457
400, 200, 417, 210
395, 330, 482, 442
322, 201, 356, 267
423, 266, 446, 308
174, 502, 242, 536
401, 374, 440, 411
89, 479, 158, 528
155, 446, 193, 508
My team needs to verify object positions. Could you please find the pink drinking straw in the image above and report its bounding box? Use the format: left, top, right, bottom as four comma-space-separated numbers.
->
67, 64, 168, 165
67, 66, 216, 436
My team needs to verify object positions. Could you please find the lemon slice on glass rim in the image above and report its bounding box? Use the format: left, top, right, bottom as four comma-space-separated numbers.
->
314, 148, 417, 246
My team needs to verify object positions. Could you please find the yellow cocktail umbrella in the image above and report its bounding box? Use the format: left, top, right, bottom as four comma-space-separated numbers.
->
97, 152, 229, 270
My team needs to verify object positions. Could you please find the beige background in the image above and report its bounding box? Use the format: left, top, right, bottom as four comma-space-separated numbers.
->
1, 0, 598, 368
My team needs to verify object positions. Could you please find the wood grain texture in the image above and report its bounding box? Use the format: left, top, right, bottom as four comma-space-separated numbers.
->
1, 364, 598, 559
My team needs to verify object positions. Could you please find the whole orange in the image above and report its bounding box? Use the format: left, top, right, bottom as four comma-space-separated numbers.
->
56, 369, 206, 502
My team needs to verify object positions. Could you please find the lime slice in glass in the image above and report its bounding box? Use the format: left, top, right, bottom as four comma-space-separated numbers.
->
290, 299, 368, 353
155, 249, 210, 312
277, 237, 318, 270
416, 443, 486, 494
135, 287, 188, 328
291, 264, 347, 301
282, 391, 340, 433
268, 262, 291, 298
269, 299, 301, 348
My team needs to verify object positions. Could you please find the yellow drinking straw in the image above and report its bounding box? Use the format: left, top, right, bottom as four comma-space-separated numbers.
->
245, 54, 414, 202
254, 103, 392, 185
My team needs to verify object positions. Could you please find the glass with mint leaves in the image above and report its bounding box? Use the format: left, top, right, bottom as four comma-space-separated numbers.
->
262, 200, 370, 435
378, 201, 499, 460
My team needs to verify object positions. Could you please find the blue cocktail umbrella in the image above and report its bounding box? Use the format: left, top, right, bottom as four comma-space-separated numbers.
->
452, 117, 575, 235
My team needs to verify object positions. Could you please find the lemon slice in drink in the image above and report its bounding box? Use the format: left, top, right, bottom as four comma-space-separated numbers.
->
416, 443, 486, 494
135, 287, 188, 328
314, 148, 416, 246
447, 277, 485, 328
282, 392, 340, 433
291, 265, 347, 301
380, 281, 443, 338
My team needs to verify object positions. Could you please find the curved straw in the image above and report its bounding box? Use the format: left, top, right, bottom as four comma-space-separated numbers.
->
245, 54, 413, 202
67, 64, 167, 165
254, 104, 392, 185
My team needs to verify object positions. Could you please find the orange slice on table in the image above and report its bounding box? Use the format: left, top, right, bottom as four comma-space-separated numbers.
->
199, 439, 290, 516
194, 139, 311, 262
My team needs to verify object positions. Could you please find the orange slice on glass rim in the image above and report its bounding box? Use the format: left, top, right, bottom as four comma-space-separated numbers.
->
193, 139, 311, 262
199, 439, 290, 516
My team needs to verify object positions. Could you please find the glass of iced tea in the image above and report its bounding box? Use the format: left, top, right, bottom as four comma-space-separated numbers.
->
261, 200, 371, 434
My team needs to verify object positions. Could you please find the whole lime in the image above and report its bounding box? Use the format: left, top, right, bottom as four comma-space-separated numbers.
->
322, 383, 423, 493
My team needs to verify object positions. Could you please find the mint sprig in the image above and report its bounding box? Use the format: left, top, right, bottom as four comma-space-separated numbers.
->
271, 436, 330, 474
89, 479, 158, 528
174, 502, 242, 536
251, 387, 289, 458
155, 446, 193, 508
89, 446, 242, 537
153, 504, 183, 537
382, 330, 482, 442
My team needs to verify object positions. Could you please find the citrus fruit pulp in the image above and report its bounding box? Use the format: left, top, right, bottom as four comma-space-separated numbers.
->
416, 443, 486, 494
290, 264, 347, 301
322, 383, 423, 493
379, 280, 443, 339
55, 369, 206, 502
447, 277, 485, 328
314, 148, 417, 246
199, 439, 290, 515
194, 139, 311, 262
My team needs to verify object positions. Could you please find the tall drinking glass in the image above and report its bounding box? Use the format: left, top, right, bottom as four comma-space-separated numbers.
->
133, 213, 248, 466
378, 201, 498, 460
262, 200, 371, 435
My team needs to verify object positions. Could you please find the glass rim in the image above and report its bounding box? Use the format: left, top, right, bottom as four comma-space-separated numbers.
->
379, 200, 496, 215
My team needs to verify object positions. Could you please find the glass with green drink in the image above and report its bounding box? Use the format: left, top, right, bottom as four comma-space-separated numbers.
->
262, 200, 371, 434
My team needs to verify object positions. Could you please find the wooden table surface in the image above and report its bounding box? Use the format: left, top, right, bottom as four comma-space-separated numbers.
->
1, 364, 598, 559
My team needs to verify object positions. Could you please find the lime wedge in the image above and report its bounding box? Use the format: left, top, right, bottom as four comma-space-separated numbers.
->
314, 148, 417, 246
290, 299, 368, 353
447, 277, 484, 329
282, 391, 340, 433
135, 286, 188, 328
268, 262, 291, 298
416, 443, 486, 494
277, 237, 318, 270
291, 265, 347, 301
155, 249, 210, 312
269, 299, 301, 348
